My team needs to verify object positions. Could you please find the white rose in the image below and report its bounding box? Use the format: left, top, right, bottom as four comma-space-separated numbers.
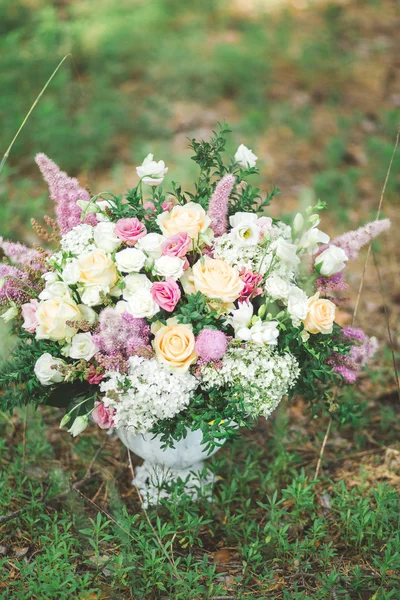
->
265, 275, 290, 300
136, 153, 168, 186
229, 212, 258, 228
66, 332, 97, 361
93, 222, 121, 253
274, 238, 301, 267
226, 301, 253, 333
153, 255, 185, 279
231, 222, 261, 247
249, 320, 279, 345
34, 353, 65, 386
136, 233, 165, 260
80, 285, 106, 307
127, 289, 160, 318
287, 286, 309, 326
234, 144, 258, 168
62, 260, 81, 285
39, 281, 72, 301
77, 304, 98, 325
299, 226, 330, 253
315, 246, 348, 277
122, 274, 152, 300
115, 248, 146, 273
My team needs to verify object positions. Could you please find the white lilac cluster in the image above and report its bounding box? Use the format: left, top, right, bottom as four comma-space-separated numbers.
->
100, 356, 198, 434
199, 344, 300, 419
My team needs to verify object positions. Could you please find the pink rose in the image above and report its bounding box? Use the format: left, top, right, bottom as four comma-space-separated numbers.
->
257, 216, 273, 229
161, 232, 191, 258
239, 269, 263, 302
151, 278, 181, 312
161, 201, 174, 212
87, 365, 104, 385
115, 218, 147, 246
21, 299, 39, 333
92, 401, 116, 430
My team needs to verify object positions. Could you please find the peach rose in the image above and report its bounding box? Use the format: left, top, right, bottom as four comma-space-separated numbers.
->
303, 292, 336, 335
78, 250, 118, 287
153, 319, 197, 372
157, 202, 211, 240
36, 297, 82, 341
191, 257, 244, 303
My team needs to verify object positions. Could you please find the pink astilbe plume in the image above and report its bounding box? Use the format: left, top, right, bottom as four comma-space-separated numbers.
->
327, 327, 378, 384
0, 237, 47, 272
93, 307, 151, 358
208, 174, 235, 237
332, 219, 390, 260
35, 153, 91, 234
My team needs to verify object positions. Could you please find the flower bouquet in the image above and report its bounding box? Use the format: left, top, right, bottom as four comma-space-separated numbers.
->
0, 125, 389, 505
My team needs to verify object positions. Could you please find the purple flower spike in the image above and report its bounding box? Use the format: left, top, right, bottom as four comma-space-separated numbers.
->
208, 174, 235, 237
35, 153, 91, 234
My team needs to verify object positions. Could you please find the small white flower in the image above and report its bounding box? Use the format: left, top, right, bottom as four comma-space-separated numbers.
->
62, 260, 81, 285
287, 286, 309, 326
115, 300, 130, 314
257, 216, 273, 230
66, 332, 97, 361
231, 222, 261, 247
226, 301, 253, 333
265, 275, 290, 300
39, 281, 72, 301
93, 221, 121, 253
229, 212, 258, 228
123, 274, 152, 300
299, 226, 330, 253
315, 246, 348, 277
1, 305, 18, 322
273, 238, 300, 267
249, 320, 279, 345
127, 289, 160, 318
136, 153, 168, 187
80, 285, 106, 307
34, 353, 65, 386
115, 248, 146, 273
234, 144, 258, 169
153, 255, 185, 280
68, 415, 89, 437
136, 233, 165, 260
293, 213, 305, 234
43, 271, 59, 284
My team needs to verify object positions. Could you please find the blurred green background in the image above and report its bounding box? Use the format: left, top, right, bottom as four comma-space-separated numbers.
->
1, 0, 399, 244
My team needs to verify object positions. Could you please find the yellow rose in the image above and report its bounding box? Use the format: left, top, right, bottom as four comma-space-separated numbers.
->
191, 257, 244, 303
78, 250, 118, 287
157, 202, 211, 239
36, 297, 82, 341
303, 292, 336, 335
153, 320, 197, 372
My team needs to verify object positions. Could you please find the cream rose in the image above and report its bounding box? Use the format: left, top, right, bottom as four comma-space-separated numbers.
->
153, 320, 197, 372
78, 250, 118, 287
157, 202, 211, 240
35, 297, 82, 341
191, 257, 244, 303
303, 292, 336, 335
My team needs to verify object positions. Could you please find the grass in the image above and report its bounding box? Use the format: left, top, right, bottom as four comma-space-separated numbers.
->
1, 0, 400, 597
1, 367, 399, 598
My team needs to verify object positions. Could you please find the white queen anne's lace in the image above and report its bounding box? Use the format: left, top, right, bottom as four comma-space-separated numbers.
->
100, 356, 198, 434
199, 344, 300, 419
60, 224, 96, 256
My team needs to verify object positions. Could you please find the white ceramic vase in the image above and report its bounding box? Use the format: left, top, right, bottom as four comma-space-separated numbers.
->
116, 427, 225, 507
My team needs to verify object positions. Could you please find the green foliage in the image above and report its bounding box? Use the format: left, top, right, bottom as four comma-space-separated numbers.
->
175, 292, 222, 335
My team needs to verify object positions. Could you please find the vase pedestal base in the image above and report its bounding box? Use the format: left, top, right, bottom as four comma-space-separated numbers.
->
132, 460, 216, 508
